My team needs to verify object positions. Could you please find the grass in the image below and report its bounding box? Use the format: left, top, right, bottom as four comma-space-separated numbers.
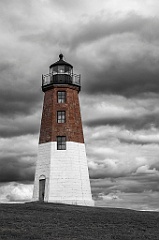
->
0, 202, 159, 240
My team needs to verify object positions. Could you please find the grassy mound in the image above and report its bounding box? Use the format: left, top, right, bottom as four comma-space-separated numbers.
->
0, 202, 159, 240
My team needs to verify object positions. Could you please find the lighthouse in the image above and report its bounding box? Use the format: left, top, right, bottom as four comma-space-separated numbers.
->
32, 54, 94, 206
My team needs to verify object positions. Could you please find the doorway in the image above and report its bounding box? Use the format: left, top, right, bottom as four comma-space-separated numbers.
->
39, 179, 46, 202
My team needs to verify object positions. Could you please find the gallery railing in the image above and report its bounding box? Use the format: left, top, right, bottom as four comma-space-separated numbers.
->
42, 72, 81, 88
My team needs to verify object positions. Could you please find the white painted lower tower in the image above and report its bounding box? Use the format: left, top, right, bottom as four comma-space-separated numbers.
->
33, 142, 94, 206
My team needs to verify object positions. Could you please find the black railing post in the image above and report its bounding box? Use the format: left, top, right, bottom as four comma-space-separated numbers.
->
42, 74, 43, 86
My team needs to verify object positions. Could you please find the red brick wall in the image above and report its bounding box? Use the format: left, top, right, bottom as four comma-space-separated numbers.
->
39, 85, 84, 144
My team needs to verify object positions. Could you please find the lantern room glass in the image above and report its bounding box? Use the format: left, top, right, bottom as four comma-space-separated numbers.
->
58, 65, 65, 73
50, 66, 58, 74
50, 65, 72, 75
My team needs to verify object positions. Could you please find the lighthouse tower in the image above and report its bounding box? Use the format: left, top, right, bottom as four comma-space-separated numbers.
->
32, 54, 94, 206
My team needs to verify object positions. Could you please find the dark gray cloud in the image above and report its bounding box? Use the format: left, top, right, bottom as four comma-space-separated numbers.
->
0, 59, 42, 117
70, 13, 159, 49
0, 156, 35, 183
19, 12, 159, 97
151, 161, 159, 171
84, 111, 159, 131
82, 56, 159, 97
90, 172, 159, 196
20, 12, 159, 50
0, 58, 43, 137
91, 173, 159, 196
89, 165, 131, 179
118, 136, 159, 145
0, 119, 40, 138
89, 156, 159, 180
0, 78, 42, 138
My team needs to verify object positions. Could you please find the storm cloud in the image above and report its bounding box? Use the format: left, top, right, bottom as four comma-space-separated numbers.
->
0, 156, 35, 183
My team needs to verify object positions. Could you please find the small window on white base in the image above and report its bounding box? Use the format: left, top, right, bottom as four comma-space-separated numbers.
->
57, 136, 66, 150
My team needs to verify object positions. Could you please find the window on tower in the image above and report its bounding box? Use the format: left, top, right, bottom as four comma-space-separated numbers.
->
57, 136, 66, 150
57, 91, 66, 103
57, 111, 66, 123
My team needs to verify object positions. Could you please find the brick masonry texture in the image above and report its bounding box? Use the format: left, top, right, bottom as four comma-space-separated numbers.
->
39, 85, 84, 144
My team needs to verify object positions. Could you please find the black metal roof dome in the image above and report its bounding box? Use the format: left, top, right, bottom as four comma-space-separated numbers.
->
49, 54, 73, 68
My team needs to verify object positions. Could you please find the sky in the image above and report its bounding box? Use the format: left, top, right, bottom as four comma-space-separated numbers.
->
0, 0, 159, 211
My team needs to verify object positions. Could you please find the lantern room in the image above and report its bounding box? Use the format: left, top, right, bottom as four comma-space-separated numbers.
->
42, 54, 81, 92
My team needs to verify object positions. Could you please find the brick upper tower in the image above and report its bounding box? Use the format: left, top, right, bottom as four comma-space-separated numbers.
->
32, 54, 94, 206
